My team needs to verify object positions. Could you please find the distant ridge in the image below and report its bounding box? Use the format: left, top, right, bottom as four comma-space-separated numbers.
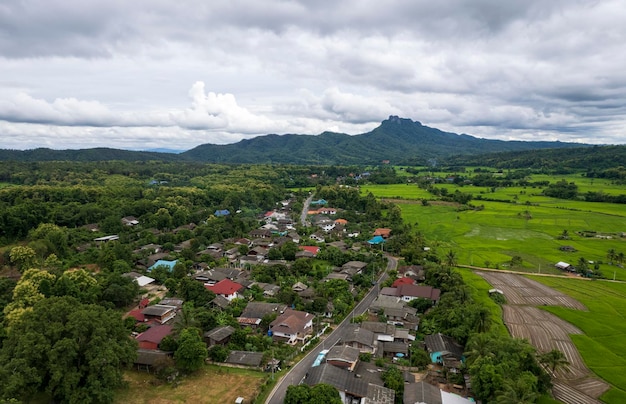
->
181, 116, 586, 164
0, 116, 591, 164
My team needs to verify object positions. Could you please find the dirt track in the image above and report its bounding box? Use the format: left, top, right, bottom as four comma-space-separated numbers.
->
477, 271, 610, 404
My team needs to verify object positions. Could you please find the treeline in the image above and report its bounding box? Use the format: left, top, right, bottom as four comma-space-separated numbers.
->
448, 145, 626, 172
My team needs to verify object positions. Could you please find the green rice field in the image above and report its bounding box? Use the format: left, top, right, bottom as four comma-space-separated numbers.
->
362, 177, 626, 280
530, 276, 626, 403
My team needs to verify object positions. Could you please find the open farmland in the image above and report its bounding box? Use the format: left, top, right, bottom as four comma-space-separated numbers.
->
476, 271, 612, 404
363, 174, 626, 280
527, 277, 626, 403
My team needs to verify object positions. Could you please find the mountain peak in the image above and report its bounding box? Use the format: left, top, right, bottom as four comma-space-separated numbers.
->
383, 115, 422, 126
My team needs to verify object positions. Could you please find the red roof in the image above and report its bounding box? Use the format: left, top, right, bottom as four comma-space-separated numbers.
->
136, 325, 173, 344
392, 277, 415, 288
128, 309, 145, 322
298, 246, 320, 256
205, 279, 244, 296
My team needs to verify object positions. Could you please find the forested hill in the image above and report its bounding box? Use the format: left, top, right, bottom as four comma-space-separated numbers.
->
448, 145, 626, 171
0, 116, 590, 164
180, 116, 585, 164
0, 147, 182, 162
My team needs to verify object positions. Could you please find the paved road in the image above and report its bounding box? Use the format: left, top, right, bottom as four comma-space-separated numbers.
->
300, 193, 314, 227
266, 256, 397, 404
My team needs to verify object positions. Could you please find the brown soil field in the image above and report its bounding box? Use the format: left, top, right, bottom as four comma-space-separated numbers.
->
477, 271, 610, 404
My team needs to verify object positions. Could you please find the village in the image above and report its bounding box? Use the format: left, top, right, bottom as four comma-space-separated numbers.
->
90, 195, 475, 404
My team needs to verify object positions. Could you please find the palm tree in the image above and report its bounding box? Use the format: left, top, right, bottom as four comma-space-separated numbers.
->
618, 252, 625, 266
539, 349, 570, 375
495, 377, 539, 404
444, 250, 457, 268
465, 333, 495, 366
607, 249, 617, 265
472, 305, 492, 334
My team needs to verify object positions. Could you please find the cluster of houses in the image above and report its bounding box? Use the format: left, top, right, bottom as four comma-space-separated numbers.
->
89, 198, 475, 402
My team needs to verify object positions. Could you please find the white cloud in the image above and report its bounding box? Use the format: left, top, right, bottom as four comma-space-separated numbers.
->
0, 0, 625, 149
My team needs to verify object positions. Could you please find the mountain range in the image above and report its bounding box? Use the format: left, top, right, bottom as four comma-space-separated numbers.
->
0, 116, 593, 164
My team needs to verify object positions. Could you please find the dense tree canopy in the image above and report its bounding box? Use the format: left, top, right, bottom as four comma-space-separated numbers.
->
0, 296, 137, 404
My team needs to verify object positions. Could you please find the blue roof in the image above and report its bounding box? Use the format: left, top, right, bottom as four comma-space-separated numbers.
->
214, 209, 230, 216
368, 235, 385, 245
310, 199, 327, 205
148, 259, 178, 272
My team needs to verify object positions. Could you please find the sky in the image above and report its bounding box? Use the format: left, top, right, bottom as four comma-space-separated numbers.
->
1, 0, 626, 151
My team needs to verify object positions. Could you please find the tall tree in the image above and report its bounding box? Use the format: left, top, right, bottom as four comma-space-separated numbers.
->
174, 328, 207, 372
0, 296, 136, 404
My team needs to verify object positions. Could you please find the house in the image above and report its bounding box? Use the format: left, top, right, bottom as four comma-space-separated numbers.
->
141, 304, 177, 324
94, 234, 119, 244
318, 207, 337, 215
305, 363, 395, 404
325, 345, 360, 371
204, 325, 235, 347
134, 275, 155, 287
341, 261, 368, 277
225, 351, 264, 368
298, 246, 320, 257
214, 209, 231, 217
174, 239, 192, 252
211, 295, 231, 309
342, 324, 376, 354
127, 309, 145, 323
269, 309, 315, 344
173, 223, 196, 233
122, 216, 140, 226
136, 325, 173, 349
381, 341, 408, 359
249, 229, 272, 239
194, 270, 226, 285
205, 279, 244, 301
403, 381, 443, 404
310, 199, 328, 205
310, 232, 326, 243
424, 333, 464, 372
373, 228, 391, 238
398, 265, 426, 282
361, 322, 396, 342
391, 275, 414, 287
381, 284, 441, 303
238, 302, 287, 328
368, 235, 386, 245
159, 298, 184, 309
148, 259, 178, 273
292, 281, 308, 293
287, 231, 300, 243
555, 261, 575, 272
135, 349, 170, 372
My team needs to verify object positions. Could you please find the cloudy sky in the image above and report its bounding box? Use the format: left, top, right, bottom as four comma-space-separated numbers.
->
1, 0, 625, 151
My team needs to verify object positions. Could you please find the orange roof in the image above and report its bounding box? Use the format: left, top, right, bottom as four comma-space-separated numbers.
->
373, 228, 391, 237
334, 219, 348, 224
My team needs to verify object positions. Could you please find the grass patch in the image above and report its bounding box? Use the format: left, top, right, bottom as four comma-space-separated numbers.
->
116, 365, 268, 404
458, 269, 508, 337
